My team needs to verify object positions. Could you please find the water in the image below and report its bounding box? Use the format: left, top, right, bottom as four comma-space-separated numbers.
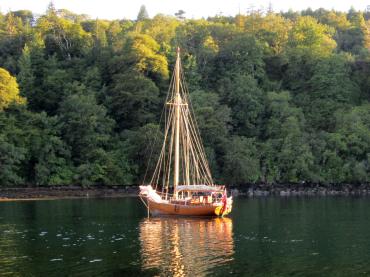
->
1, 197, 370, 276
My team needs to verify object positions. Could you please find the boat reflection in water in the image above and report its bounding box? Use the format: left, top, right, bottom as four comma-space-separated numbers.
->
139, 217, 234, 276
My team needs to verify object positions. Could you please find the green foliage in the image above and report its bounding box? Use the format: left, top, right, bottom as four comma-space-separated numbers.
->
342, 11, 370, 54
218, 74, 264, 136
120, 33, 169, 81
37, 9, 92, 59
59, 93, 113, 162
0, 6, 370, 187
0, 134, 26, 186
215, 33, 265, 79
261, 91, 313, 183
244, 13, 291, 55
142, 15, 180, 51
0, 104, 73, 186
277, 116, 314, 182
123, 123, 163, 183
287, 16, 336, 57
17, 45, 34, 97
105, 72, 159, 130
59, 92, 132, 185
12, 10, 34, 26
286, 53, 360, 131
190, 90, 230, 145
175, 19, 226, 82
223, 137, 260, 184
190, 90, 231, 179
28, 113, 72, 186
333, 104, 370, 182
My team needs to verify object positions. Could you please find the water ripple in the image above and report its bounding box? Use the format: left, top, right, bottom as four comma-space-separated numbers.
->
139, 217, 234, 276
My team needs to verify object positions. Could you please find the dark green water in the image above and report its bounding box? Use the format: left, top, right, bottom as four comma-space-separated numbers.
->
1, 197, 370, 276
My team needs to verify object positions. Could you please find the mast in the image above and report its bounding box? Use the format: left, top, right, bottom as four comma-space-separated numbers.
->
173, 47, 181, 199
148, 47, 215, 195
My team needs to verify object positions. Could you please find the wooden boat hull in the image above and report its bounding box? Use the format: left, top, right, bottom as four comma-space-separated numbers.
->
145, 197, 226, 216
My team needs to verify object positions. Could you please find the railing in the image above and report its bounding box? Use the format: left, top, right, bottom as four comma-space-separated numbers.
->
155, 190, 224, 206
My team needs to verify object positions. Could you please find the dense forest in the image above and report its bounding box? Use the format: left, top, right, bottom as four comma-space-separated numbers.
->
0, 3, 370, 187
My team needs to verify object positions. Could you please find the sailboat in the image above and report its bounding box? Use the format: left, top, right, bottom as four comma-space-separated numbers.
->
139, 48, 232, 217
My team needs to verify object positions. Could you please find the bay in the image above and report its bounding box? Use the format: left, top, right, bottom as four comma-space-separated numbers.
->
1, 197, 370, 276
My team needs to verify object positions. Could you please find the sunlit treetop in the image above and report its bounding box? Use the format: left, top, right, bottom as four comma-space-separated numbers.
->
287, 16, 337, 57
0, 68, 26, 111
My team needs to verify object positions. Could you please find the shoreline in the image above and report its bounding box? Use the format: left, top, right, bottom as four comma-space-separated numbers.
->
1, 184, 370, 201
229, 183, 370, 197
0, 186, 139, 202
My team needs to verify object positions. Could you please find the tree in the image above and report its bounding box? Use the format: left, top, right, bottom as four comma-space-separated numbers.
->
115, 33, 169, 81
8, 106, 74, 186
296, 54, 360, 131
175, 20, 230, 84
287, 16, 337, 57
190, 90, 231, 179
217, 74, 264, 136
37, 8, 92, 59
0, 134, 26, 186
59, 93, 114, 163
142, 14, 180, 46
190, 90, 230, 146
244, 13, 291, 54
37, 65, 70, 114
333, 104, 370, 182
175, 10, 186, 20
0, 68, 26, 110
277, 116, 314, 182
344, 11, 370, 53
223, 136, 260, 184
261, 91, 313, 183
104, 137, 136, 185
215, 33, 265, 80
123, 123, 163, 183
17, 45, 35, 98
58, 93, 117, 186
12, 10, 34, 25
137, 5, 149, 21
0, 12, 27, 73
105, 72, 160, 130
28, 114, 73, 186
